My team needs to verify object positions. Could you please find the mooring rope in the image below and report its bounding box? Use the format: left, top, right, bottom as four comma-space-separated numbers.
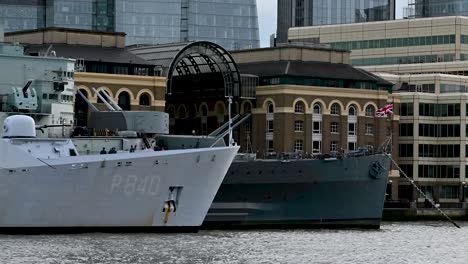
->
385, 153, 460, 229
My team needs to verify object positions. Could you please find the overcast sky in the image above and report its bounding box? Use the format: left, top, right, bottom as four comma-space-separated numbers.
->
257, 0, 409, 47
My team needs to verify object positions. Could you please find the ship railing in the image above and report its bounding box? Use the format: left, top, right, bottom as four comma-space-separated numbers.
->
385, 200, 465, 209
417, 202, 464, 209
262, 147, 378, 161
345, 147, 373, 157
234, 153, 257, 161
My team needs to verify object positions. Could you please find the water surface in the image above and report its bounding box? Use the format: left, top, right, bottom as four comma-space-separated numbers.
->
0, 222, 466, 264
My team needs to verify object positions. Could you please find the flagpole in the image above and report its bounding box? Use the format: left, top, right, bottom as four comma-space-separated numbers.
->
375, 102, 394, 153
390, 97, 394, 155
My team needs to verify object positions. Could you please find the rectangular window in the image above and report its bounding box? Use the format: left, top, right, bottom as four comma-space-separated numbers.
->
112, 66, 128, 74
400, 103, 414, 116
365, 124, 374, 135
348, 142, 356, 151
330, 141, 338, 152
449, 104, 461, 116
399, 144, 413, 157
313, 121, 322, 134
294, 140, 303, 152
267, 120, 274, 133
400, 123, 413, 137
399, 164, 413, 178
419, 186, 433, 199
348, 123, 356, 135
312, 141, 321, 154
418, 165, 460, 179
419, 124, 460, 137
440, 186, 459, 199
267, 140, 274, 152
331, 122, 339, 133
294, 120, 304, 132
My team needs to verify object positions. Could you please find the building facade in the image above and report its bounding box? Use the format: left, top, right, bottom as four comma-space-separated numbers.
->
277, 0, 395, 44
410, 0, 468, 18
0, 0, 45, 32
117, 0, 259, 49
0, 0, 114, 33
129, 41, 256, 153
0, 0, 260, 50
375, 73, 468, 203
230, 46, 397, 157
289, 16, 468, 66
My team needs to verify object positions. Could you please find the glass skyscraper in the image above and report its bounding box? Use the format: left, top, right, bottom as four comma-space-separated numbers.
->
47, 0, 114, 32
0, 0, 46, 32
277, 0, 395, 44
412, 0, 468, 18
0, 0, 114, 32
115, 0, 259, 49
0, 0, 259, 50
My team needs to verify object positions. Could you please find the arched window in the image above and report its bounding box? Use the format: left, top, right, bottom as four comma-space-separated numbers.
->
349, 106, 357, 116
216, 104, 225, 116
331, 103, 340, 115
178, 105, 187, 119
243, 103, 252, 114
139, 93, 150, 106
118, 91, 131, 111
365, 105, 375, 117
189, 105, 197, 118
201, 105, 208, 116
97, 90, 110, 104
167, 106, 175, 118
231, 102, 239, 116
313, 103, 322, 114
216, 103, 225, 124
267, 102, 274, 113
266, 101, 274, 134
294, 101, 305, 113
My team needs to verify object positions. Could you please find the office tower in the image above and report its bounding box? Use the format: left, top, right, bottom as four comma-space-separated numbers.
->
0, 0, 46, 32
277, 0, 395, 44
411, 0, 468, 18
0, 0, 259, 49
115, 0, 259, 49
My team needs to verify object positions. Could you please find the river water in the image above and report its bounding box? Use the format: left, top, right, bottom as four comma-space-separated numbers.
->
0, 222, 467, 264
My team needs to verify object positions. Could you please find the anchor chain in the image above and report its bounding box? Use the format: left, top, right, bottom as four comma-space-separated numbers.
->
385, 153, 460, 229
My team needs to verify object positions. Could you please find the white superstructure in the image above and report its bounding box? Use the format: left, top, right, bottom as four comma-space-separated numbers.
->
0, 115, 238, 230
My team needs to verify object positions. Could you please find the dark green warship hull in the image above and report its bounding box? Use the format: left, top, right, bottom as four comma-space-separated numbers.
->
203, 154, 390, 229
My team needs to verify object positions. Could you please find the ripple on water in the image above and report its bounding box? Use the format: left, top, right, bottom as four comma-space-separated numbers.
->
0, 222, 467, 264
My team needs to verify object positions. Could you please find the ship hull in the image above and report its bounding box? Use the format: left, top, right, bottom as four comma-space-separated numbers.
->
204, 154, 390, 229
0, 139, 238, 232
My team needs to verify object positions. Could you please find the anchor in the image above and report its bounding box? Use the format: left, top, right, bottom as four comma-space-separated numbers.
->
162, 200, 177, 224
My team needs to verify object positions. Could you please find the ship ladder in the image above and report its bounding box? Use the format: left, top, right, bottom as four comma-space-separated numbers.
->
385, 153, 461, 229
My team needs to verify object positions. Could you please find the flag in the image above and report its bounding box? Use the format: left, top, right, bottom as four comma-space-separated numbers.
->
375, 104, 393, 117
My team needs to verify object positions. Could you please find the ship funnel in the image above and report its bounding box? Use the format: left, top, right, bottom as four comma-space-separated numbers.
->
2, 115, 36, 138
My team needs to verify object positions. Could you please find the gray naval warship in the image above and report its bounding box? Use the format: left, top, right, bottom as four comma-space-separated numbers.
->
205, 152, 390, 229
0, 41, 239, 233
153, 133, 391, 229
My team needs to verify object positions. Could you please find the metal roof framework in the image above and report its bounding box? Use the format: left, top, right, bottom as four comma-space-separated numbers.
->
165, 41, 241, 98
